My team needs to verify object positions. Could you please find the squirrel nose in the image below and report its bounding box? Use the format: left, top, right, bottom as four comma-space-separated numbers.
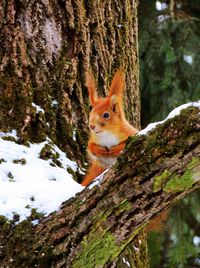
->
90, 124, 95, 130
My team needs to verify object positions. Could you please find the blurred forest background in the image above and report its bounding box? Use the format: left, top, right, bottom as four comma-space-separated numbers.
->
138, 0, 200, 267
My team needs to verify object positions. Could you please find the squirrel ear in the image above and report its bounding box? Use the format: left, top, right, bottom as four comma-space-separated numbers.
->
110, 95, 118, 113
86, 71, 98, 106
109, 70, 124, 101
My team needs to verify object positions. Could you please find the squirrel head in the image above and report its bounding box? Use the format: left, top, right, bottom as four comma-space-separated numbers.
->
86, 70, 125, 135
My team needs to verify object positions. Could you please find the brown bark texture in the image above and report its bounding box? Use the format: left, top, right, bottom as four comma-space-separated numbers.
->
0, 0, 140, 167
0, 106, 200, 268
0, 0, 145, 267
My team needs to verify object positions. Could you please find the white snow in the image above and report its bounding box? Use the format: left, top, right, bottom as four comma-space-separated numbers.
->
88, 168, 109, 189
72, 129, 77, 141
122, 257, 131, 267
51, 100, 58, 107
193, 236, 200, 246
0, 130, 17, 139
0, 132, 83, 221
133, 245, 140, 252
156, 1, 168, 11
32, 102, 45, 113
156, 1, 169, 24
157, 14, 170, 23
139, 101, 200, 136
183, 55, 193, 65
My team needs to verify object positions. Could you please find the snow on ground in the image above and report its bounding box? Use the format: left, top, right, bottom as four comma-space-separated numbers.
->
139, 101, 200, 136
0, 131, 83, 221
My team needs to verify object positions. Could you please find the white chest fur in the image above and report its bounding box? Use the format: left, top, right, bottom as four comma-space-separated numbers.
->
96, 131, 119, 148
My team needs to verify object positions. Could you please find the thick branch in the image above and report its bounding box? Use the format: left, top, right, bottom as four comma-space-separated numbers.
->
1, 106, 200, 267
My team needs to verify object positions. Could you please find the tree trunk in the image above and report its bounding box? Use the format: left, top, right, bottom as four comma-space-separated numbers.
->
0, 0, 140, 167
0, 0, 145, 267
0, 106, 200, 267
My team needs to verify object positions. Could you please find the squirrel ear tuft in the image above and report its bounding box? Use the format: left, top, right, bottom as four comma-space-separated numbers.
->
109, 70, 124, 100
86, 72, 98, 106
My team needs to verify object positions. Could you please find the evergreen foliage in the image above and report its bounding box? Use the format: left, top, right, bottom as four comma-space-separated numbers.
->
138, 1, 200, 267
139, 0, 200, 127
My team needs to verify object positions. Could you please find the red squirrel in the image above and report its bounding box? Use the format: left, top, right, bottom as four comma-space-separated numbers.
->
81, 69, 168, 233
81, 70, 138, 186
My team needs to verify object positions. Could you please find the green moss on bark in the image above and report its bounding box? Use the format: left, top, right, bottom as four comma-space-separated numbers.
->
73, 231, 118, 268
153, 158, 200, 194
163, 171, 193, 193
72, 223, 146, 268
163, 157, 200, 193
153, 170, 171, 192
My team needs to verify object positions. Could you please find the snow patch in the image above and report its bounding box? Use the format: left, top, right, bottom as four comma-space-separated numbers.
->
122, 257, 131, 267
193, 236, 200, 246
157, 15, 170, 23
72, 129, 77, 141
32, 102, 45, 114
0, 130, 17, 139
183, 55, 193, 65
51, 100, 59, 107
133, 245, 140, 253
88, 169, 109, 189
139, 101, 200, 136
156, 1, 168, 11
0, 134, 83, 221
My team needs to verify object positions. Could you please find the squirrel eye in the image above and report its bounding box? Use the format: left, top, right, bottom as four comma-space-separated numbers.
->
102, 112, 110, 119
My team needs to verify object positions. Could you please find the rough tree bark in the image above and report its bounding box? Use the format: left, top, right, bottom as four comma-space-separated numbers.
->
0, 0, 145, 266
0, 106, 200, 268
0, 0, 140, 167
2, 1, 199, 267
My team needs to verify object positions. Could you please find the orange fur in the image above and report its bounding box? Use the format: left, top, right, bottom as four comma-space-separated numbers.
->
88, 141, 126, 157
82, 70, 138, 186
81, 161, 105, 186
109, 69, 124, 101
